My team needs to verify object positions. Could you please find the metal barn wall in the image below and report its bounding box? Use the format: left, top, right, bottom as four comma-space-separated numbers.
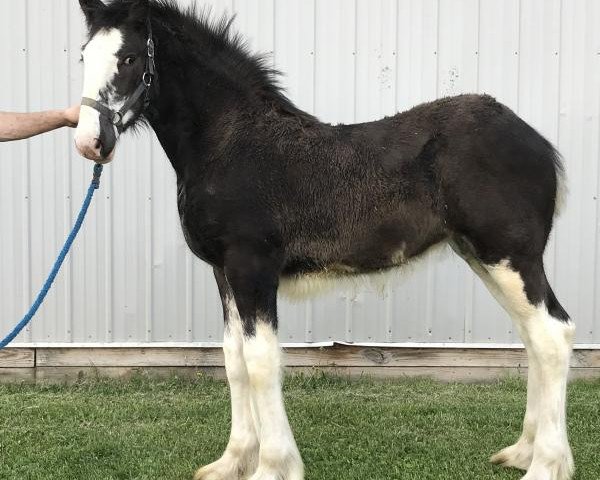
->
0, 0, 599, 346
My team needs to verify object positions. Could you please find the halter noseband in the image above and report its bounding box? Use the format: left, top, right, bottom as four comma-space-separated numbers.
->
81, 19, 156, 134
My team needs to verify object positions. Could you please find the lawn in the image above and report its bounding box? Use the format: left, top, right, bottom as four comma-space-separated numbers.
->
0, 374, 598, 480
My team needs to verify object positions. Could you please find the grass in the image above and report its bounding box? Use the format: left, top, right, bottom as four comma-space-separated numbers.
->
0, 374, 598, 480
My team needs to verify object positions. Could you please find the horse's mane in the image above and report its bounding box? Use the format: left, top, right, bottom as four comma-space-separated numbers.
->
93, 0, 315, 121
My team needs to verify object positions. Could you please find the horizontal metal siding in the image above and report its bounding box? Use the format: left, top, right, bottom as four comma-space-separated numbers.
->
0, 0, 598, 345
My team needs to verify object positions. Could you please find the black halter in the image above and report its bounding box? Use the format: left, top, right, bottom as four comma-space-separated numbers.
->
81, 19, 156, 134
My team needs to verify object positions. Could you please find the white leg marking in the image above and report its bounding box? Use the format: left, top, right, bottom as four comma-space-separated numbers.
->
520, 310, 574, 480
484, 262, 574, 480
195, 298, 258, 480
485, 260, 538, 318
244, 322, 304, 480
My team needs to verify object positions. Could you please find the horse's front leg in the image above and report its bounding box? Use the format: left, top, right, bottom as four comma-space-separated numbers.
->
194, 268, 259, 480
228, 252, 304, 480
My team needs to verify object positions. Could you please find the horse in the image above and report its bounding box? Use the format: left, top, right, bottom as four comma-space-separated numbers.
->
75, 1, 575, 479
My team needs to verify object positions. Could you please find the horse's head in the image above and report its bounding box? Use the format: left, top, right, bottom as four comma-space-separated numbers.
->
76, 0, 155, 163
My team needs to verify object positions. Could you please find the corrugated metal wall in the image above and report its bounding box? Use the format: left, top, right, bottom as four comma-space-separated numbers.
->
0, 0, 599, 345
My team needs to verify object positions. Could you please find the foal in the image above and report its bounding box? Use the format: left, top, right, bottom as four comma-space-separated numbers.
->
75, 1, 575, 479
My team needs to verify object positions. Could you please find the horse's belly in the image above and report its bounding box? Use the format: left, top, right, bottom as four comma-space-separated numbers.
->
279, 267, 396, 300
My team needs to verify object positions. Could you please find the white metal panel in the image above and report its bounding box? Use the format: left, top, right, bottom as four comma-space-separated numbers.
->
0, 0, 30, 343
554, 0, 600, 344
0, 0, 599, 345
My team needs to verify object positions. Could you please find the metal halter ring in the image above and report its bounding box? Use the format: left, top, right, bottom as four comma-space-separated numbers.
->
142, 72, 153, 87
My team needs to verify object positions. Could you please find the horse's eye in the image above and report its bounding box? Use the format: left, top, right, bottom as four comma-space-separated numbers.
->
123, 56, 137, 66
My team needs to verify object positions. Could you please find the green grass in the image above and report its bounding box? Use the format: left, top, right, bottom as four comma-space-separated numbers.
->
0, 374, 598, 479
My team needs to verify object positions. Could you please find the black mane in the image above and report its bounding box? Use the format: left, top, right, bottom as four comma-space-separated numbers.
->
92, 0, 315, 122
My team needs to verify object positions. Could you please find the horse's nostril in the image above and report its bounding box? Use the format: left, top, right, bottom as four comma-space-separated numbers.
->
93, 138, 102, 152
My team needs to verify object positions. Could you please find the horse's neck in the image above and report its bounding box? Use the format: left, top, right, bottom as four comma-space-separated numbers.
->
147, 65, 235, 177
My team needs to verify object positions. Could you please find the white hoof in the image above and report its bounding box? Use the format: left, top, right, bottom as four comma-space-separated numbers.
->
247, 451, 304, 480
194, 445, 259, 480
248, 468, 303, 480
520, 451, 574, 480
490, 440, 534, 471
247, 473, 279, 480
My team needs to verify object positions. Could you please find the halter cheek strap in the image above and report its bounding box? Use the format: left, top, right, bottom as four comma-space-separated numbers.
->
81, 19, 156, 134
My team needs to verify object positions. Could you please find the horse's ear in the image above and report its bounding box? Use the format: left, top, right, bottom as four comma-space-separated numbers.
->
79, 0, 105, 25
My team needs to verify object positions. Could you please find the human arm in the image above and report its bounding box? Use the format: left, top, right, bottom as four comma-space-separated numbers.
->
0, 105, 80, 142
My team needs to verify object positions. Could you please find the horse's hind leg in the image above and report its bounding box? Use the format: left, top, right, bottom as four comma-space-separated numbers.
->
454, 244, 575, 480
488, 260, 574, 480
195, 269, 259, 480
452, 247, 540, 471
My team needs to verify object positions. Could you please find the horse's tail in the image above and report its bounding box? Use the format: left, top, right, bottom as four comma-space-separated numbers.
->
550, 145, 568, 218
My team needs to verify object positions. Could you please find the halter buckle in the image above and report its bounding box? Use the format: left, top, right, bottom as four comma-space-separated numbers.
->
147, 38, 155, 58
112, 111, 123, 126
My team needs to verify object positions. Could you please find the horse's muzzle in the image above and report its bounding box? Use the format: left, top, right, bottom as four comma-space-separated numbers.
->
75, 137, 115, 164
74, 106, 117, 163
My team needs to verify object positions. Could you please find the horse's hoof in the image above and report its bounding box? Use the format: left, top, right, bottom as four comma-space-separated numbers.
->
247, 471, 302, 480
194, 463, 243, 480
490, 441, 533, 471
194, 449, 258, 480
193, 461, 234, 480
519, 452, 574, 480
247, 454, 304, 480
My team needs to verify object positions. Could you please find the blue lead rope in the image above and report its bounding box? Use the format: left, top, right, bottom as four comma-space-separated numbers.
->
0, 163, 103, 349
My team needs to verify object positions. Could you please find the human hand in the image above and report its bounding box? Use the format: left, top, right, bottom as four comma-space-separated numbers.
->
63, 104, 80, 128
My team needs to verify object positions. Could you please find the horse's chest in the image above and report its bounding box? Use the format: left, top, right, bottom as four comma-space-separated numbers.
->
177, 184, 224, 267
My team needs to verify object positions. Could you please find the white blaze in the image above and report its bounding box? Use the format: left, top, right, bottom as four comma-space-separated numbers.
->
75, 28, 123, 161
